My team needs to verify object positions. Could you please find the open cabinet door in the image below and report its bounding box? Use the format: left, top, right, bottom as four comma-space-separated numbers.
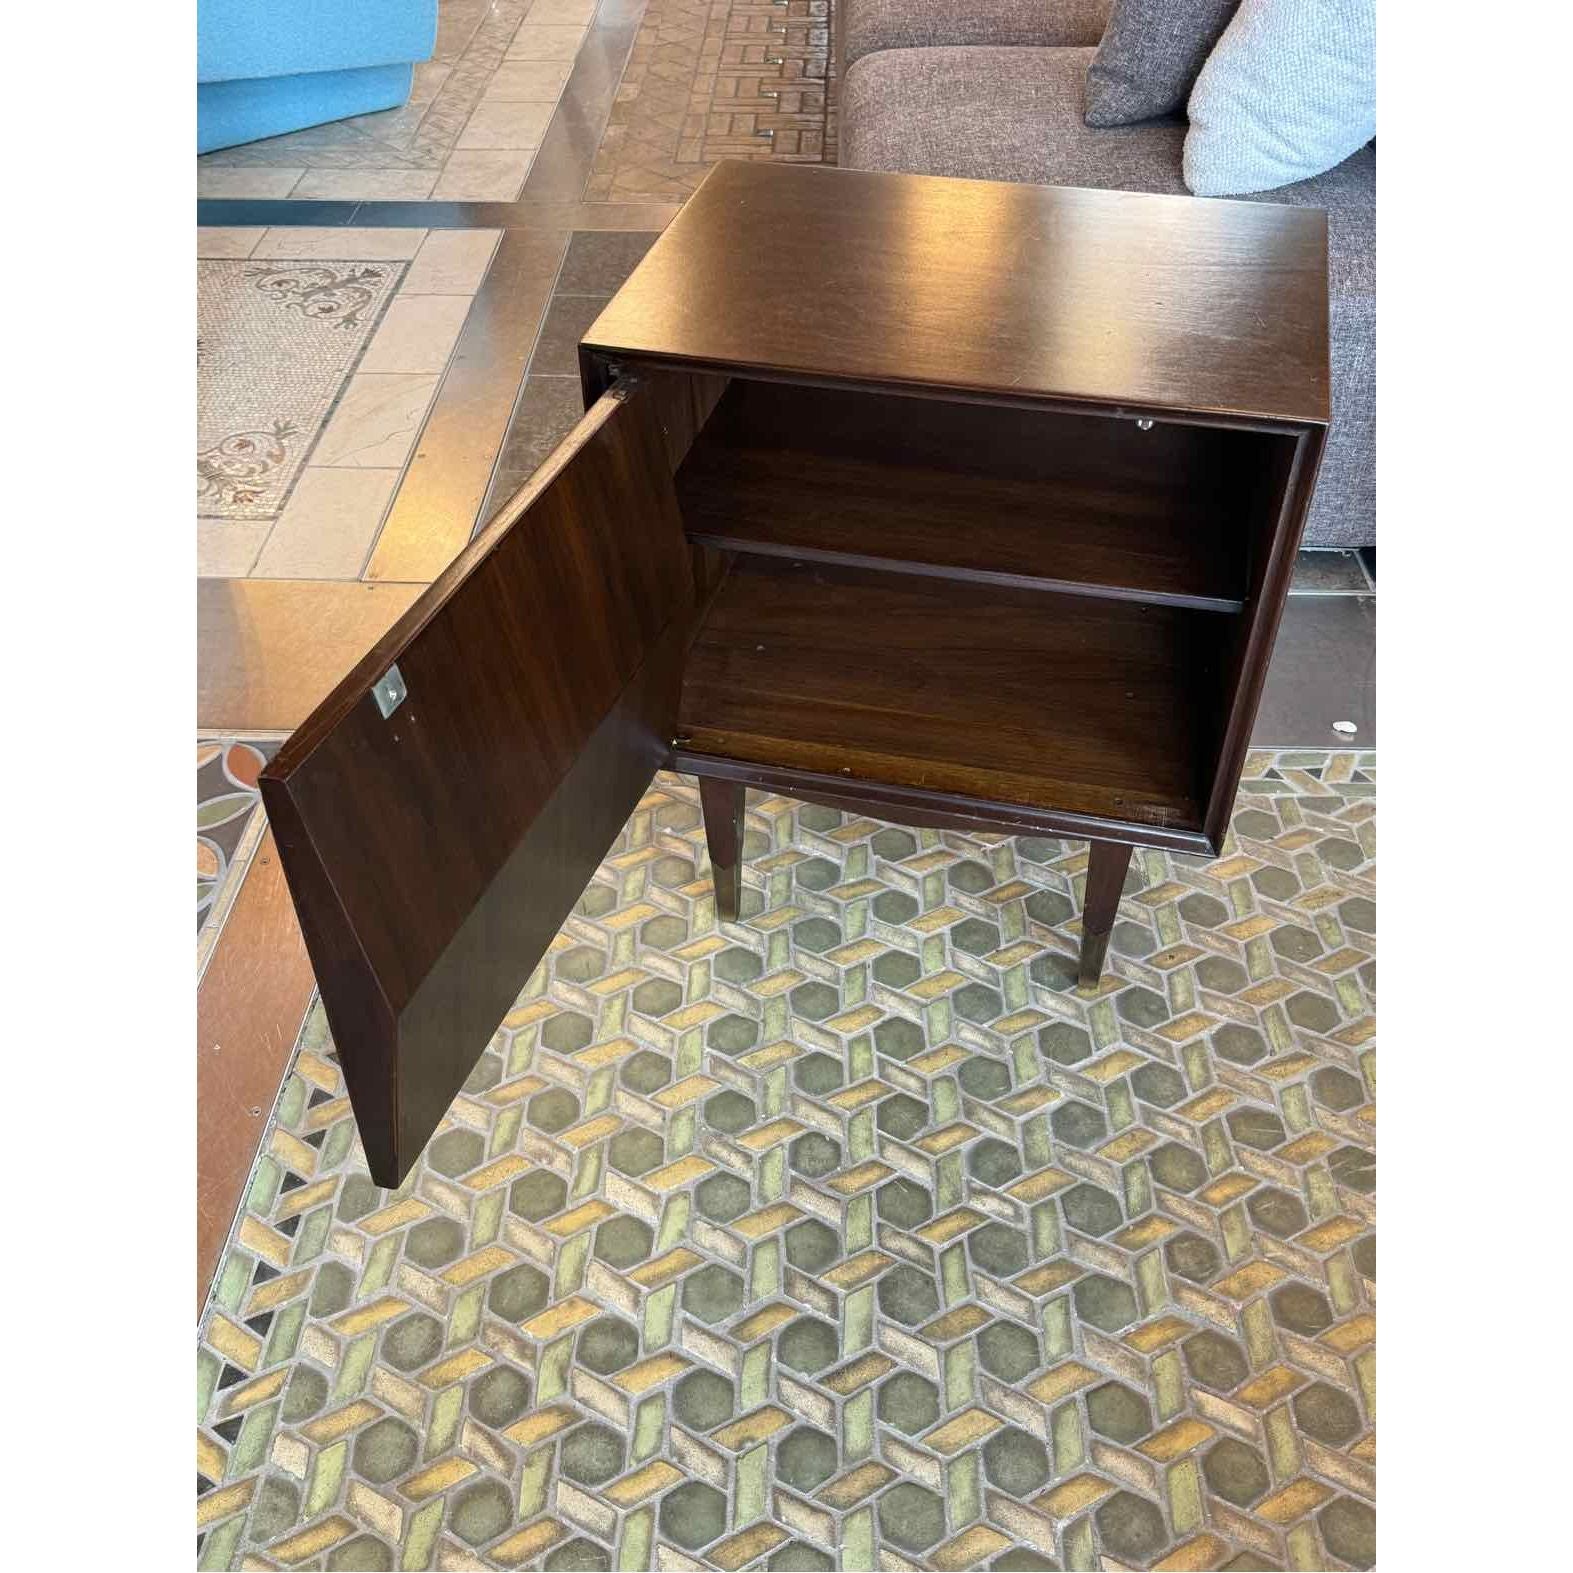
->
259, 380, 691, 1186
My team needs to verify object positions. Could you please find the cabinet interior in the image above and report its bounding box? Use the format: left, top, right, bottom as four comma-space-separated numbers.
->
646, 371, 1298, 836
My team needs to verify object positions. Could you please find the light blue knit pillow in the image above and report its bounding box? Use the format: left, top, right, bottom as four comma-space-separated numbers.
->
1183, 0, 1375, 196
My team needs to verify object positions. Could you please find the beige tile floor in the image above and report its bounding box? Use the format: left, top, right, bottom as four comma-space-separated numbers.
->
196, 0, 595, 203
197, 227, 501, 580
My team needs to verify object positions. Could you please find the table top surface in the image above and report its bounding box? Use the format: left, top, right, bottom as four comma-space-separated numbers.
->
583, 160, 1330, 427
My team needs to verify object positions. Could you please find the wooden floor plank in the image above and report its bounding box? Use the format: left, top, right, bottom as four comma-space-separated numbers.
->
198, 578, 425, 732
196, 830, 316, 1318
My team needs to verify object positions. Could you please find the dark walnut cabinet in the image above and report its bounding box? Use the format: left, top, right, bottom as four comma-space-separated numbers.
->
260, 161, 1330, 1186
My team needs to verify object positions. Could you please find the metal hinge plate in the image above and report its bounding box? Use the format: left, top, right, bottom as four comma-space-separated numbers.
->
372, 663, 408, 719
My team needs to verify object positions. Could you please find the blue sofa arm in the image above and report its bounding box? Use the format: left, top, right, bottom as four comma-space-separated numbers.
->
199, 0, 438, 84
198, 0, 438, 154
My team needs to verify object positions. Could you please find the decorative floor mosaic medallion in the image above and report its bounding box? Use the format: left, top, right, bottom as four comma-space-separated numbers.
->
197, 752, 1375, 1571
198, 260, 406, 522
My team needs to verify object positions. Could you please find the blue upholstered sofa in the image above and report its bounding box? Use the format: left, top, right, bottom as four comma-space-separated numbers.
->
198, 0, 438, 154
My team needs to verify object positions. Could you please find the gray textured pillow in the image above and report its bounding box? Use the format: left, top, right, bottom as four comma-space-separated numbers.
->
1184, 0, 1376, 196
1085, 0, 1239, 127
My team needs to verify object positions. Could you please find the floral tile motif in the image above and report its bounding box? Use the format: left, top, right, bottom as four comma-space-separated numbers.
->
198, 737, 281, 939
197, 228, 501, 580
197, 753, 1375, 1571
198, 261, 407, 522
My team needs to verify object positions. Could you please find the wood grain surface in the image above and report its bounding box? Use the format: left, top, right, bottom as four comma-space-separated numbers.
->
585, 161, 1330, 425
679, 557, 1225, 833
676, 378, 1271, 610
261, 382, 690, 1184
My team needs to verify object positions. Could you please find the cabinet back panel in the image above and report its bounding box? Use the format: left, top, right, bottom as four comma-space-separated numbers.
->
675, 379, 1285, 610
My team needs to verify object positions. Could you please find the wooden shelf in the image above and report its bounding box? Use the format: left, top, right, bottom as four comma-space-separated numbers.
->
679, 557, 1226, 832
674, 381, 1276, 612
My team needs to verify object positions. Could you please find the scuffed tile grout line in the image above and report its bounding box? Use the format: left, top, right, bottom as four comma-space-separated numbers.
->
513, 225, 573, 381
355, 232, 507, 576
448, 0, 503, 68
251, 225, 430, 259
196, 227, 267, 259
472, 230, 576, 531
196, 729, 293, 743
1287, 551, 1377, 599
238, 523, 268, 578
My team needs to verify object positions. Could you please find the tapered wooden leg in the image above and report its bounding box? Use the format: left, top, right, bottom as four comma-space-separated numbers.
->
700, 777, 746, 923
1079, 839, 1133, 987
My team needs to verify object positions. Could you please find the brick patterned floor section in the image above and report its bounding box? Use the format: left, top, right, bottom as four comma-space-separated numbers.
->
587, 0, 834, 202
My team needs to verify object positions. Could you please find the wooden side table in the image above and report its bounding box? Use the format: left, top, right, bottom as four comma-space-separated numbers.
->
261, 161, 1330, 1185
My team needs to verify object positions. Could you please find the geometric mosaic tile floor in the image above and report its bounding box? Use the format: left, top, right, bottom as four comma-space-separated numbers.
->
197, 752, 1375, 1571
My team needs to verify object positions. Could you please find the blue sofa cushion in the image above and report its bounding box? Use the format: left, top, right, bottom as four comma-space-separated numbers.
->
198, 0, 438, 84
1183, 0, 1376, 197
198, 63, 415, 155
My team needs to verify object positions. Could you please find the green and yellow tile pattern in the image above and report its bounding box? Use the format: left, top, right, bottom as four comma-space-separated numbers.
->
197, 752, 1375, 1570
